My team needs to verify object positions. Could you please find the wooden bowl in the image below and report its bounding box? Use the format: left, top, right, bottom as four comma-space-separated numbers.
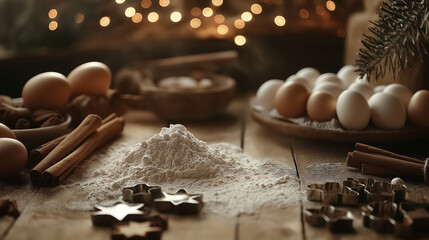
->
122, 73, 235, 121
13, 114, 71, 150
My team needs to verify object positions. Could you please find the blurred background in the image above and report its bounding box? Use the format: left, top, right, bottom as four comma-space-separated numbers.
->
0, 0, 366, 97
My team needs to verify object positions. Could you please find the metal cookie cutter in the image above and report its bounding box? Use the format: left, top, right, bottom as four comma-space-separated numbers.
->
393, 202, 429, 238
304, 205, 354, 233
362, 201, 398, 234
122, 184, 161, 205
365, 181, 406, 203
150, 188, 203, 215
307, 182, 359, 206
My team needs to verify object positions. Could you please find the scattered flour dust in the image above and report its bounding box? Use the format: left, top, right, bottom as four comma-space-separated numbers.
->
46, 124, 301, 216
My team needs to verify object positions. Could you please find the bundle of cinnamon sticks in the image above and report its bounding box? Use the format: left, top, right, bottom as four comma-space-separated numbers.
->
29, 113, 125, 187
347, 143, 427, 180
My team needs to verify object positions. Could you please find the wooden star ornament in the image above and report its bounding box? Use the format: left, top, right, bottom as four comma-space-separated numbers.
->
91, 202, 148, 227
149, 188, 203, 215
112, 221, 162, 240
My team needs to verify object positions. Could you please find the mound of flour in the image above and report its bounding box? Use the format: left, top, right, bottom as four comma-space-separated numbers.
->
48, 124, 300, 216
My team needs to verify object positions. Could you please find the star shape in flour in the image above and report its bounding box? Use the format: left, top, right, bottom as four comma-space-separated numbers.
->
112, 221, 162, 240
91, 202, 147, 226
150, 188, 203, 215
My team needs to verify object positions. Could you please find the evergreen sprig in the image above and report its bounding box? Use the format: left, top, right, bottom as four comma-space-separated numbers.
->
356, 0, 429, 81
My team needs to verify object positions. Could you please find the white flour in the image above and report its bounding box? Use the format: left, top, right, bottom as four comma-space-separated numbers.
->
43, 124, 300, 216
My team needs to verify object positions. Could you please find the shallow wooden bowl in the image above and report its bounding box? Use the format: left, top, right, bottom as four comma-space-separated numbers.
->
123, 73, 236, 121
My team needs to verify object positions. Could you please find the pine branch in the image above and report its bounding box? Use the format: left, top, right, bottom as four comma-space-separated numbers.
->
355, 0, 429, 81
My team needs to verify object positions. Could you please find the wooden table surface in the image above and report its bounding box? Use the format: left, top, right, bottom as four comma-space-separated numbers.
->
1, 96, 429, 240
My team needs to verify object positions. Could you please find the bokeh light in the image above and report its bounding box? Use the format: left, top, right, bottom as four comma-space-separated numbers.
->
49, 21, 58, 31
212, 0, 223, 7
191, 7, 201, 17
326, 1, 336, 11
100, 16, 110, 27
170, 11, 182, 22
148, 12, 159, 22
251, 4, 262, 14
75, 13, 85, 24
159, 0, 170, 7
299, 9, 310, 19
125, 7, 136, 18
132, 13, 143, 23
316, 5, 325, 15
241, 12, 252, 22
234, 35, 246, 46
141, 0, 152, 8
202, 7, 214, 17
214, 14, 225, 24
217, 24, 228, 35
190, 18, 201, 28
234, 19, 245, 29
116, 0, 125, 4
48, 9, 57, 19
274, 16, 286, 26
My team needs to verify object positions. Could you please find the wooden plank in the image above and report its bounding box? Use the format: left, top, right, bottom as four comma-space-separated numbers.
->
292, 137, 429, 240
239, 100, 303, 240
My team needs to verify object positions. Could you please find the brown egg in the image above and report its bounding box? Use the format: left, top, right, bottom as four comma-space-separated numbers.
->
307, 91, 337, 122
22, 72, 71, 109
67, 62, 112, 96
0, 138, 27, 178
408, 90, 429, 128
275, 82, 309, 118
0, 123, 16, 139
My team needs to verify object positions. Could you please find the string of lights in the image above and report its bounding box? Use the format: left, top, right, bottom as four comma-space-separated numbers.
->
46, 0, 342, 46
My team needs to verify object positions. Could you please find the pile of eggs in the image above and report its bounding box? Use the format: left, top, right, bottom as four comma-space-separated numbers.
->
254, 65, 429, 130
22, 62, 111, 110
0, 124, 27, 178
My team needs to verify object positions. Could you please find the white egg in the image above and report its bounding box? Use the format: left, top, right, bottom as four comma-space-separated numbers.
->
336, 90, 370, 130
286, 75, 312, 92
368, 92, 406, 130
337, 65, 359, 87
296, 67, 320, 83
315, 73, 343, 87
255, 79, 284, 110
348, 81, 374, 100
312, 82, 344, 99
374, 85, 386, 93
383, 83, 412, 109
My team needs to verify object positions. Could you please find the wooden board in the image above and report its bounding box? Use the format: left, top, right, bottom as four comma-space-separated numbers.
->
251, 108, 429, 143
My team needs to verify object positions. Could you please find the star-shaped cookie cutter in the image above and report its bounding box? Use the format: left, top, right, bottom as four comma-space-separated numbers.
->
112, 221, 162, 240
91, 202, 149, 227
149, 188, 203, 215
304, 205, 354, 233
307, 182, 359, 206
345, 178, 406, 203
393, 202, 429, 238
122, 184, 161, 205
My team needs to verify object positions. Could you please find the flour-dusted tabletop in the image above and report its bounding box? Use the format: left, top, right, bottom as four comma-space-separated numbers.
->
1, 96, 429, 240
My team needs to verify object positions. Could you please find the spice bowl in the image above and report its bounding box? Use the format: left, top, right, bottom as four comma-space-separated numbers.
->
13, 114, 71, 150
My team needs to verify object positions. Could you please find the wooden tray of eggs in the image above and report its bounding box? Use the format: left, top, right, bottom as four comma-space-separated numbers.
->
251, 66, 429, 143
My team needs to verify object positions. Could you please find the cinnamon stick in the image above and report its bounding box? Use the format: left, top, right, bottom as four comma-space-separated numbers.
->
30, 114, 102, 185
361, 163, 401, 177
28, 113, 118, 167
29, 135, 67, 167
42, 117, 125, 186
352, 151, 424, 177
355, 143, 423, 164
